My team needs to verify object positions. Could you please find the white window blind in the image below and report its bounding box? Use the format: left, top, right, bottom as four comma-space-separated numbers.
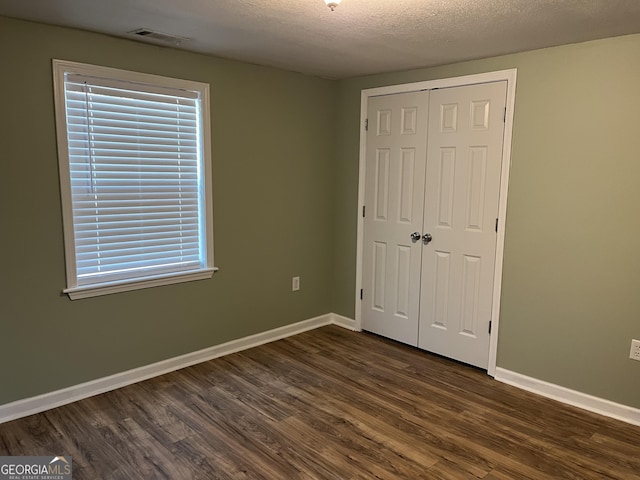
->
54, 61, 215, 298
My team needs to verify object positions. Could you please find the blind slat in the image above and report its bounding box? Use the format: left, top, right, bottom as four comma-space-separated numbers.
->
74, 226, 200, 240
77, 247, 200, 264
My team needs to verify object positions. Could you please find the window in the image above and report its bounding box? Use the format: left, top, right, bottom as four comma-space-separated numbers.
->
53, 60, 216, 299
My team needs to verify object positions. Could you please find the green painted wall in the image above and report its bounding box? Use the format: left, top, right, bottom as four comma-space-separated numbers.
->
0, 16, 336, 404
333, 34, 640, 408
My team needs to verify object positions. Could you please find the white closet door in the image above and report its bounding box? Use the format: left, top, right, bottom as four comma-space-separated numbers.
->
418, 81, 507, 368
361, 91, 430, 345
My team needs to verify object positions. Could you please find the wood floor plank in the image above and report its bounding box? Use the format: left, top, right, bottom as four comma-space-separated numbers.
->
1, 325, 639, 479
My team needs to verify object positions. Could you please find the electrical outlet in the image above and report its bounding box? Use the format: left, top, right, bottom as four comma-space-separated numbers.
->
292, 276, 300, 292
630, 339, 640, 361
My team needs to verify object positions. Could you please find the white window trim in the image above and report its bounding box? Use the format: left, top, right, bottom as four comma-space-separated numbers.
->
53, 59, 217, 300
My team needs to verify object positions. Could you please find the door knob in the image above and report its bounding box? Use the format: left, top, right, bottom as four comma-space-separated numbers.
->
422, 233, 433, 245
410, 232, 421, 242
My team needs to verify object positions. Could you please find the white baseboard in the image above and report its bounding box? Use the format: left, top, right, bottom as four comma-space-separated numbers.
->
7, 319, 636, 429
494, 367, 640, 427
0, 313, 356, 424
330, 313, 358, 331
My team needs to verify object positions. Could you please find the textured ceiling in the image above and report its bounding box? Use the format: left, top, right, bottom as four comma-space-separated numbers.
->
1, 0, 640, 78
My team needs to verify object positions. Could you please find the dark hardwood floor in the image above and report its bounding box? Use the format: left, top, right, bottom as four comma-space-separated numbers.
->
1, 325, 639, 479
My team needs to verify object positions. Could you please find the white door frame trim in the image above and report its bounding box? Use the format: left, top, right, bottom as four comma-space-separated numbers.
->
354, 69, 518, 377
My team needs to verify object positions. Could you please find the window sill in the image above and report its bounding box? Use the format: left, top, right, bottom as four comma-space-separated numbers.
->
63, 267, 219, 300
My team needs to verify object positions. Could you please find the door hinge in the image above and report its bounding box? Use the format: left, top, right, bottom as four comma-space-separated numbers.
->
503, 107, 506, 123
489, 320, 492, 335
495, 218, 499, 233
362, 205, 366, 218
360, 289, 363, 300
365, 118, 369, 131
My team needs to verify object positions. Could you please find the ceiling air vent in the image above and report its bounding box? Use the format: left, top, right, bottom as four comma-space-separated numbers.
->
129, 28, 190, 46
